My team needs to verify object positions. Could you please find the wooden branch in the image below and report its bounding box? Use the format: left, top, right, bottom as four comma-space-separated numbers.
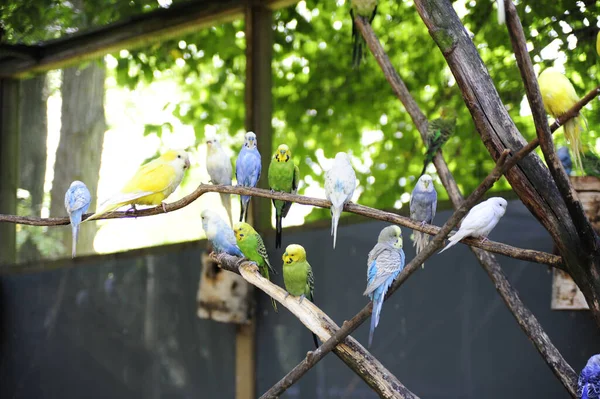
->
0, 0, 299, 78
355, 11, 578, 397
213, 253, 419, 399
504, 0, 599, 254
0, 184, 562, 268
262, 148, 512, 397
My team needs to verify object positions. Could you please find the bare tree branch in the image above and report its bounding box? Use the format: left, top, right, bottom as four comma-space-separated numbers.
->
0, 185, 562, 269
356, 10, 578, 396
213, 253, 420, 399
504, 0, 599, 254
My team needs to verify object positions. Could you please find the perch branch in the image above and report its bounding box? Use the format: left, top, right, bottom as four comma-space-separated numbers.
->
262, 149, 511, 397
0, 185, 562, 268
356, 10, 578, 396
213, 253, 419, 399
505, 0, 599, 256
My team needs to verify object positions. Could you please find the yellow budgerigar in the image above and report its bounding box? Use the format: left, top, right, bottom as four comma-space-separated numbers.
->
538, 68, 585, 172
86, 149, 190, 221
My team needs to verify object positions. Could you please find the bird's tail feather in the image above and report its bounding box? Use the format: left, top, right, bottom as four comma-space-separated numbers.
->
565, 117, 585, 172
413, 231, 429, 268
439, 230, 468, 253
582, 384, 589, 399
368, 291, 385, 348
71, 223, 79, 258
331, 206, 342, 249
239, 195, 250, 222
311, 292, 319, 348
275, 211, 282, 249
220, 193, 233, 227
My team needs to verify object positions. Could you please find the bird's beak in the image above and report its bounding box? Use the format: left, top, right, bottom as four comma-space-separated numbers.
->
184, 158, 191, 169
206, 141, 212, 147
425, 181, 430, 189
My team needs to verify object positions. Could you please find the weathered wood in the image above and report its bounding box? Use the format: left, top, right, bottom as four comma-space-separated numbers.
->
354, 13, 578, 397
214, 254, 419, 399
245, 2, 274, 233
413, 0, 600, 329
0, 0, 298, 78
0, 79, 20, 265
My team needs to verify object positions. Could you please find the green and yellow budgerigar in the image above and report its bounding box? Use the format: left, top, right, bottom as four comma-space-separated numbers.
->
233, 222, 278, 312
350, 0, 378, 69
538, 68, 586, 172
421, 108, 456, 176
282, 244, 318, 348
268, 144, 300, 248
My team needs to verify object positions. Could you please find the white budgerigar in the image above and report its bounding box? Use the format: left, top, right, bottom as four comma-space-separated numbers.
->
439, 197, 507, 253
206, 137, 233, 226
324, 152, 357, 249
410, 174, 437, 267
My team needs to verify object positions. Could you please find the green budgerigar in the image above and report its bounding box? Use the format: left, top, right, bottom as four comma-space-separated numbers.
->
421, 108, 457, 175
234, 222, 278, 312
350, 0, 378, 69
282, 244, 318, 348
268, 144, 300, 248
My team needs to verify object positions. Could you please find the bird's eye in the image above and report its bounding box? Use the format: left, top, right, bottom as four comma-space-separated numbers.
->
177, 155, 181, 159
239, 234, 244, 237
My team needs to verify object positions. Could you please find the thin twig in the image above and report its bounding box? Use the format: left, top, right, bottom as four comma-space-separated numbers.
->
0, 185, 562, 269
213, 254, 419, 399
358, 8, 578, 397
261, 150, 511, 398
505, 0, 599, 257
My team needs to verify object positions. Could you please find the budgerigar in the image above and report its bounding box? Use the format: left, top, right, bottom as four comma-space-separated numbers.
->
282, 244, 318, 348
558, 146, 572, 175
350, 0, 378, 69
86, 150, 190, 221
410, 174, 437, 268
236, 132, 262, 222
64, 181, 92, 258
439, 197, 507, 253
578, 354, 600, 399
201, 209, 243, 257
364, 225, 405, 348
538, 68, 586, 172
234, 222, 277, 311
268, 144, 300, 248
421, 108, 456, 175
324, 152, 357, 249
206, 137, 233, 226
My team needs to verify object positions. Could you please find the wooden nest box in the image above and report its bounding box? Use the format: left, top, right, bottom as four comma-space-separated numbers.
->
551, 176, 600, 310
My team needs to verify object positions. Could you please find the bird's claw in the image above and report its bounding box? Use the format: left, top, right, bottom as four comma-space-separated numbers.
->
480, 236, 489, 244
161, 202, 167, 213
299, 294, 306, 304
125, 205, 137, 215
284, 292, 290, 300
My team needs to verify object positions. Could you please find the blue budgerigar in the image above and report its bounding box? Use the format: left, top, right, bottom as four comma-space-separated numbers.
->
410, 174, 437, 268
324, 152, 356, 249
579, 354, 600, 399
64, 180, 92, 258
364, 225, 405, 348
201, 209, 243, 257
558, 146, 573, 176
236, 132, 262, 222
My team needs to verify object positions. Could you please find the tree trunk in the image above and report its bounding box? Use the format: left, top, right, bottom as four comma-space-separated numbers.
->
413, 0, 600, 326
49, 62, 106, 257
18, 73, 48, 262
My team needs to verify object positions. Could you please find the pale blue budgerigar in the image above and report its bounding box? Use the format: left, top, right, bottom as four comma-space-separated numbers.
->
201, 209, 243, 257
364, 225, 405, 348
236, 132, 262, 222
206, 137, 234, 226
324, 152, 356, 249
64, 180, 92, 258
578, 354, 600, 399
410, 174, 437, 268
558, 146, 572, 175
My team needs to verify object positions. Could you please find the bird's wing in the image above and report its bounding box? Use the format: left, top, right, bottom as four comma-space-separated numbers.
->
121, 160, 177, 195
431, 190, 437, 221
364, 248, 402, 296
292, 164, 300, 194
256, 234, 274, 273
66, 186, 91, 213
458, 201, 495, 233
306, 262, 314, 300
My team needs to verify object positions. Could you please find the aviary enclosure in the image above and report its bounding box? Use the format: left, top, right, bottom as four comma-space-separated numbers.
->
0, 0, 600, 398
